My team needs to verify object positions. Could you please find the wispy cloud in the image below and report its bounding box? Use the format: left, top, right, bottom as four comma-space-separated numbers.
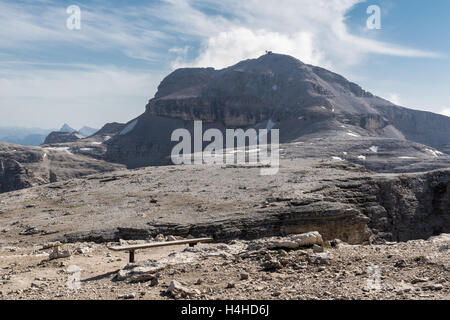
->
0, 0, 446, 127
0, 0, 441, 67
162, 0, 441, 69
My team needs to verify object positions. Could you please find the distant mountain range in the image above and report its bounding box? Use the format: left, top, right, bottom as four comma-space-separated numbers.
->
0, 127, 54, 146
58, 124, 99, 137
0, 124, 100, 146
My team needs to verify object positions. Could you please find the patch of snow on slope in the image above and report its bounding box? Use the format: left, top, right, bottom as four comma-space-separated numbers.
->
425, 148, 443, 157
332, 156, 344, 161
346, 132, 360, 137
44, 147, 73, 154
358, 155, 366, 160
120, 119, 138, 136
369, 146, 379, 153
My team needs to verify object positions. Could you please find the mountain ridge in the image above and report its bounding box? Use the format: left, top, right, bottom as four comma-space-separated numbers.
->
101, 53, 450, 168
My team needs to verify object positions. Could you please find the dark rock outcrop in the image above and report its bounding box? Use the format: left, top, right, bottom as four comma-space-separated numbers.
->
90, 122, 126, 138
43, 131, 83, 144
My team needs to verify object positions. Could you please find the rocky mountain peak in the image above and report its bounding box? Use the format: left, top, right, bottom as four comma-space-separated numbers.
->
60, 123, 76, 133
106, 53, 450, 168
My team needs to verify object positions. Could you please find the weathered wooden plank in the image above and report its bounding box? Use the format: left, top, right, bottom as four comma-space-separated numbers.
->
108, 237, 213, 251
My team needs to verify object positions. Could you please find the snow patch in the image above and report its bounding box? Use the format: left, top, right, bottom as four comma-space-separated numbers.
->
44, 147, 73, 154
346, 132, 360, 137
331, 156, 344, 161
369, 146, 379, 153
425, 148, 443, 157
358, 155, 366, 160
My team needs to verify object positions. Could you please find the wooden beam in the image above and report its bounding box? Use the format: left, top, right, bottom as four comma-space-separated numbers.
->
108, 237, 213, 252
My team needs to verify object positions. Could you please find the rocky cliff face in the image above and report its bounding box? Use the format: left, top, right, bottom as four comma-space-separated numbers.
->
370, 171, 450, 241
0, 143, 124, 194
105, 53, 450, 169
318, 169, 450, 243
0, 158, 32, 193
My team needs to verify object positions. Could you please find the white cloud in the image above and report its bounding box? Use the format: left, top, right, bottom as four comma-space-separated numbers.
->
439, 108, 450, 117
173, 28, 328, 69
163, 0, 441, 70
386, 93, 402, 105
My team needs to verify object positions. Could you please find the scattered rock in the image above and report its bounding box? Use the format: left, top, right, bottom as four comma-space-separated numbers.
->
313, 244, 324, 253
48, 246, 71, 260
75, 247, 90, 254
167, 235, 177, 241
155, 234, 166, 242
150, 277, 159, 287
411, 277, 429, 284
115, 262, 164, 283
20, 226, 40, 235
41, 242, 61, 250
118, 293, 136, 299
167, 280, 200, 298
423, 284, 443, 291
240, 273, 249, 280
253, 231, 324, 250
394, 260, 407, 268
262, 259, 283, 271
226, 282, 235, 289
309, 252, 332, 265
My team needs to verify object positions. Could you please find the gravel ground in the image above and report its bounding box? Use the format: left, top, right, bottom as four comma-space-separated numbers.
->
0, 233, 448, 300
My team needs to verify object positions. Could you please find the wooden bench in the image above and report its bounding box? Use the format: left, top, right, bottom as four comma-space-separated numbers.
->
108, 237, 213, 263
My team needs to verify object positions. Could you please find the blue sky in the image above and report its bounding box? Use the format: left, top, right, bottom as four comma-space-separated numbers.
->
0, 0, 449, 129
